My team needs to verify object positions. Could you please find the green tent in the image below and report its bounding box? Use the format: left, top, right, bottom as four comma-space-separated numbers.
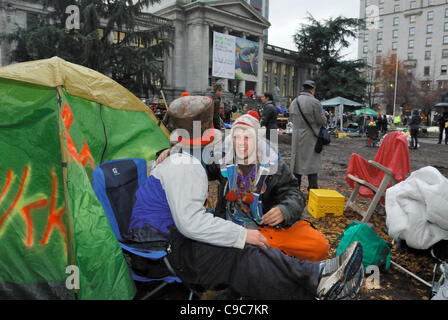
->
0, 57, 170, 299
354, 108, 379, 117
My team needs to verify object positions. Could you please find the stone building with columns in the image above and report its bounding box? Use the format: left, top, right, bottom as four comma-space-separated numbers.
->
146, 0, 311, 106
0, 0, 311, 106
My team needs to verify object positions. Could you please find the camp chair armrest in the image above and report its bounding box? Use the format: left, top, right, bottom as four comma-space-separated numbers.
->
347, 174, 378, 193
368, 160, 393, 176
120, 242, 167, 260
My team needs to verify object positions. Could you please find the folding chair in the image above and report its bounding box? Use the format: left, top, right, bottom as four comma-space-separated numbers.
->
431, 241, 448, 299
345, 131, 410, 223
92, 158, 194, 300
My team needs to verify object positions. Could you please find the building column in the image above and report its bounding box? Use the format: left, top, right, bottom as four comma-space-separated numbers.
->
172, 19, 186, 95
186, 22, 209, 93
256, 36, 264, 96
269, 59, 275, 93
218, 27, 231, 92
275, 62, 282, 99
202, 23, 210, 93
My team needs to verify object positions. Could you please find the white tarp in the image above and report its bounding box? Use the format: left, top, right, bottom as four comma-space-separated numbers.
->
385, 166, 448, 250
212, 31, 236, 79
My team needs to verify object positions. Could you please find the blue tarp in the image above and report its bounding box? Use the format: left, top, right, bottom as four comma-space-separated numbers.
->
276, 106, 287, 115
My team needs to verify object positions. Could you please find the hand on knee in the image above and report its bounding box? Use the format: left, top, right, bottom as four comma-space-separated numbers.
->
246, 229, 270, 249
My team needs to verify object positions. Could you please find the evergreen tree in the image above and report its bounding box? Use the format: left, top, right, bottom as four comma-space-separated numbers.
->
4, 0, 173, 97
294, 14, 368, 102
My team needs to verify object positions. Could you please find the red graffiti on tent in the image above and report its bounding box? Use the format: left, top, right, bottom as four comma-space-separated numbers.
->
62, 103, 96, 168
0, 167, 28, 231
21, 199, 48, 247
0, 168, 67, 250
39, 169, 66, 249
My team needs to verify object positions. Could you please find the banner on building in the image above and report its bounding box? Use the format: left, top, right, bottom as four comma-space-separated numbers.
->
235, 37, 259, 82
212, 32, 260, 82
212, 32, 236, 79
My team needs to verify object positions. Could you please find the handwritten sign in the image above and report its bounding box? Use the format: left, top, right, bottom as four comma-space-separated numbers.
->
212, 32, 236, 79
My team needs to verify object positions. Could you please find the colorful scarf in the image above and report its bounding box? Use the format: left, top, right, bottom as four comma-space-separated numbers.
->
226, 165, 267, 226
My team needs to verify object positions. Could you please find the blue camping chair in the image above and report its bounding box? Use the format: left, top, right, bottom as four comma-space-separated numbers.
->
92, 158, 194, 300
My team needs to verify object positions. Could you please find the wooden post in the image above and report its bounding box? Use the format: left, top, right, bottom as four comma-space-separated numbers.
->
160, 90, 169, 111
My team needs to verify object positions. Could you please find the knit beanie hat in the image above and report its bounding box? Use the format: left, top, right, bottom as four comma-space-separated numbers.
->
231, 111, 266, 139
231, 113, 261, 139
247, 110, 260, 121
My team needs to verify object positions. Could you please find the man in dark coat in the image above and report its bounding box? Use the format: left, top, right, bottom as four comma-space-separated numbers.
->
409, 109, 422, 149
376, 114, 383, 131
438, 111, 448, 144
357, 113, 365, 135
260, 92, 278, 141
382, 114, 388, 133
223, 102, 233, 124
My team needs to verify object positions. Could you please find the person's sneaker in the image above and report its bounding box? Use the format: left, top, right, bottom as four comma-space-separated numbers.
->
316, 241, 363, 300
335, 264, 364, 300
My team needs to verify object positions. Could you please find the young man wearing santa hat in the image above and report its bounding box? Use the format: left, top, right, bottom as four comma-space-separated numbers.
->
214, 112, 330, 263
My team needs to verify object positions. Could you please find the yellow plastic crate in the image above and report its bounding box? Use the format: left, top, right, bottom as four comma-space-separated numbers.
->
307, 189, 345, 218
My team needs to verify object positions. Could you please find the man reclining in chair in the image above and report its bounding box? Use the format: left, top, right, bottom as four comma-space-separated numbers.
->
125, 96, 364, 300
211, 111, 329, 263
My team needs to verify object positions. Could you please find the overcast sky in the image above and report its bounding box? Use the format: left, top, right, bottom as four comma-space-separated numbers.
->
268, 0, 360, 60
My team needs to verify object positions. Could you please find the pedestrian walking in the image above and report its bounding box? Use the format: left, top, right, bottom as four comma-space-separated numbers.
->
409, 109, 421, 149
260, 92, 278, 141
437, 111, 448, 144
289, 80, 327, 191
382, 114, 388, 133
207, 83, 225, 129
357, 113, 365, 135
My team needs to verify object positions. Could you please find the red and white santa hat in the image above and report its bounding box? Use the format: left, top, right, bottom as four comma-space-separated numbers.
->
231, 111, 261, 136
232, 111, 268, 141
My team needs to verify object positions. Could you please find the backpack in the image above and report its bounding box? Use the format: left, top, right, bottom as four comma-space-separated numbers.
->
336, 221, 392, 270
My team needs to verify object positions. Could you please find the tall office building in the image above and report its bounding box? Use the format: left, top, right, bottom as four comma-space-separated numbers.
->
358, 0, 448, 111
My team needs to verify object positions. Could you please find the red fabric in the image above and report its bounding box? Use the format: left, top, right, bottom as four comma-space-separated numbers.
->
178, 127, 215, 146
225, 190, 237, 202
242, 193, 254, 204
345, 131, 410, 202
247, 110, 260, 121
245, 90, 255, 98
